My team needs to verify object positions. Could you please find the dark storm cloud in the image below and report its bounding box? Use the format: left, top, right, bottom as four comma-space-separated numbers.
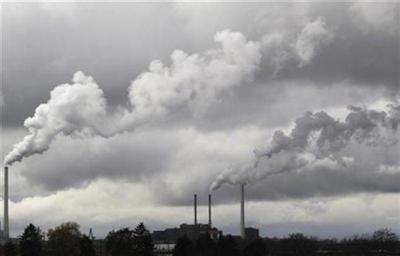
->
277, 3, 400, 91
155, 123, 400, 206
2, 3, 191, 127
13, 129, 181, 192
3, 2, 400, 240
2, 2, 399, 129
157, 162, 400, 207
2, 2, 400, 205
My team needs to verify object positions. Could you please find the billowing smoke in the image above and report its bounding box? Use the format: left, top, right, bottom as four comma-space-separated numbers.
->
210, 104, 400, 191
4, 72, 108, 165
115, 30, 262, 132
4, 30, 261, 165
295, 16, 333, 66
5, 17, 333, 166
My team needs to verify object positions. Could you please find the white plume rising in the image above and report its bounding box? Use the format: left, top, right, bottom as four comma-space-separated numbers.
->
4, 72, 108, 165
4, 30, 262, 165
5, 17, 333, 166
295, 16, 333, 66
210, 105, 400, 191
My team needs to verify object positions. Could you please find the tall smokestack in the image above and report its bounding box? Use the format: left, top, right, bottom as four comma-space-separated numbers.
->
208, 194, 212, 226
240, 184, 245, 239
4, 166, 9, 240
194, 194, 197, 225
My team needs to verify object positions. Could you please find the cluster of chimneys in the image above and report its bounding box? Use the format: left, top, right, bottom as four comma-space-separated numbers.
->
193, 194, 212, 226
194, 184, 246, 239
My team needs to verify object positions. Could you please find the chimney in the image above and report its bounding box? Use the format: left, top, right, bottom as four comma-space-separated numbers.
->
240, 184, 245, 239
208, 194, 212, 227
4, 166, 9, 240
194, 194, 197, 225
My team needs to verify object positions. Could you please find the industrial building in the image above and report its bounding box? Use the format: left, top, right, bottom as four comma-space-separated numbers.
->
244, 227, 259, 240
152, 191, 259, 246
152, 194, 221, 244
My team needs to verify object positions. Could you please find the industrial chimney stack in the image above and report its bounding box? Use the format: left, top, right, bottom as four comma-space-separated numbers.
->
240, 184, 245, 239
208, 194, 212, 227
4, 166, 9, 240
194, 194, 198, 225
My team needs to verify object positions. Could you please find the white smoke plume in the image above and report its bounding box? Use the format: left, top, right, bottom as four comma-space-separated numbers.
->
5, 18, 332, 166
115, 30, 262, 132
4, 72, 108, 165
4, 29, 262, 166
295, 16, 333, 66
210, 104, 400, 191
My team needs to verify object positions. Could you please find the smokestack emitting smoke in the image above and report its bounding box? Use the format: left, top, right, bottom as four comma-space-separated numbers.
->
4, 166, 9, 240
208, 194, 212, 226
4, 17, 333, 166
3, 30, 261, 166
194, 194, 197, 225
210, 105, 400, 191
240, 184, 245, 239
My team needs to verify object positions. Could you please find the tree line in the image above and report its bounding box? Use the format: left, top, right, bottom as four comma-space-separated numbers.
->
0, 222, 398, 256
0, 222, 153, 256
173, 229, 400, 256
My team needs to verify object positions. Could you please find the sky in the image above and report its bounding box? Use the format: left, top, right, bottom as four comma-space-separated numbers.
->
1, 2, 400, 239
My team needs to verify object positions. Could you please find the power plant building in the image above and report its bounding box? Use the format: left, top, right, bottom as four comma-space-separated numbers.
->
152, 194, 221, 244
244, 227, 260, 240
153, 223, 220, 243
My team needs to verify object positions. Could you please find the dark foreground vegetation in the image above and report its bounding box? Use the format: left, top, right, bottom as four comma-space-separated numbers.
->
0, 222, 399, 256
173, 229, 400, 256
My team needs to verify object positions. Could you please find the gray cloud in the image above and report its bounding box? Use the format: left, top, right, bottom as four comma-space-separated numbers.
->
2, 3, 399, 128
2, 2, 400, 238
10, 129, 182, 193
279, 2, 400, 91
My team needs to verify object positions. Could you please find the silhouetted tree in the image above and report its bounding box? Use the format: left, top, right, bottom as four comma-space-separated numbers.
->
4, 241, 17, 256
281, 233, 316, 256
20, 223, 43, 256
132, 222, 154, 256
243, 239, 267, 256
372, 228, 398, 242
263, 237, 280, 255
341, 229, 400, 255
173, 235, 193, 256
47, 222, 82, 256
80, 235, 96, 256
105, 228, 135, 256
371, 228, 399, 254
196, 234, 216, 256
216, 235, 239, 256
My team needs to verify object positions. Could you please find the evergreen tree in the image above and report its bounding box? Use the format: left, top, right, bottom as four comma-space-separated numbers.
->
282, 233, 316, 256
105, 228, 135, 256
173, 235, 193, 256
80, 235, 96, 256
196, 234, 216, 256
216, 235, 239, 256
47, 222, 82, 256
133, 222, 154, 256
243, 239, 268, 256
20, 223, 43, 256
